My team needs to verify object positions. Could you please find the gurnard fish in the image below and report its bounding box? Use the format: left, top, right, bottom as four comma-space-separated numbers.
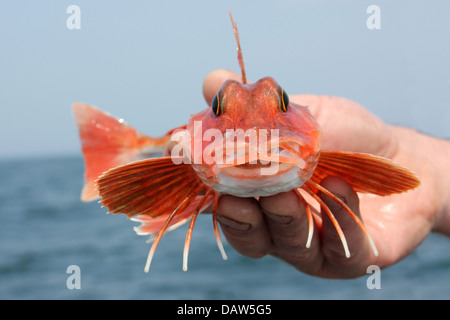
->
72, 14, 420, 273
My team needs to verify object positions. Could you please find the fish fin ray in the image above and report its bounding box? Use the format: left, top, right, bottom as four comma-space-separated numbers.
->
97, 156, 206, 218
133, 194, 214, 237
97, 156, 212, 274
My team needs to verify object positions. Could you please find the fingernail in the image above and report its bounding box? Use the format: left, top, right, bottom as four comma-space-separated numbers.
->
217, 216, 251, 231
263, 211, 293, 224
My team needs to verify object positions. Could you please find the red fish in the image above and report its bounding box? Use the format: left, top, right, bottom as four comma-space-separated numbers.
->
73, 14, 420, 273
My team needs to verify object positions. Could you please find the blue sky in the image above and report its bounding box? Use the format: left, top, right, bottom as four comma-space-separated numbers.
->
1, 0, 449, 159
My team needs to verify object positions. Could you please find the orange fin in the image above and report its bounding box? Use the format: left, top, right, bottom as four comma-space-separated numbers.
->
132, 194, 213, 238
97, 156, 206, 218
311, 151, 420, 196
72, 103, 174, 202
96, 156, 211, 273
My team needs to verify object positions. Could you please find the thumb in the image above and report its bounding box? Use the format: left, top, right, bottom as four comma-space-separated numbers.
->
202, 69, 243, 105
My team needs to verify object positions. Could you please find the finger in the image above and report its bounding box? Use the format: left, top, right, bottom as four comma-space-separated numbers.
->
289, 94, 322, 117
259, 191, 322, 274
319, 176, 372, 277
290, 95, 391, 155
202, 69, 243, 105
216, 195, 271, 258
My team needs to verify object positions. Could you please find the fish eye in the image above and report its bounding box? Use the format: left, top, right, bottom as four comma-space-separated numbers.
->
211, 92, 223, 116
280, 87, 289, 113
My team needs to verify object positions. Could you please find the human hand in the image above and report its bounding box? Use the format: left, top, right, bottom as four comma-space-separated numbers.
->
202, 69, 450, 278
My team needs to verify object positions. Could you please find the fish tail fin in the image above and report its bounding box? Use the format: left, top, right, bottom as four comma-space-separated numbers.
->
72, 103, 172, 202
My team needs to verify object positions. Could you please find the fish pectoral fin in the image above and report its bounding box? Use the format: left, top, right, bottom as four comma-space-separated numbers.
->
96, 156, 207, 218
96, 156, 212, 274
311, 151, 421, 196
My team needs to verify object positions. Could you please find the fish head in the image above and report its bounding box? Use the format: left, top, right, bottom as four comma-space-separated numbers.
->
178, 77, 321, 197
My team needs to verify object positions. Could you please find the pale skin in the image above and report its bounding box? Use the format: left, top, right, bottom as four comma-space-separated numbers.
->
202, 69, 450, 279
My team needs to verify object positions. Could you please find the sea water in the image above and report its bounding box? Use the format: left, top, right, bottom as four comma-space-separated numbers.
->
0, 156, 449, 299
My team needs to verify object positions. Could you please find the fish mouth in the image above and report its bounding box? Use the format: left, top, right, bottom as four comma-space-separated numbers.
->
210, 161, 305, 198
209, 140, 308, 177
213, 159, 298, 178
191, 139, 319, 197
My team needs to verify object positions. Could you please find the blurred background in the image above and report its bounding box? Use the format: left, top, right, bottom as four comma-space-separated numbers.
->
1, 0, 449, 299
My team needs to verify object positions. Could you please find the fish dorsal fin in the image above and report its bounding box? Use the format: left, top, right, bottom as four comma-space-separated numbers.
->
229, 12, 247, 84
